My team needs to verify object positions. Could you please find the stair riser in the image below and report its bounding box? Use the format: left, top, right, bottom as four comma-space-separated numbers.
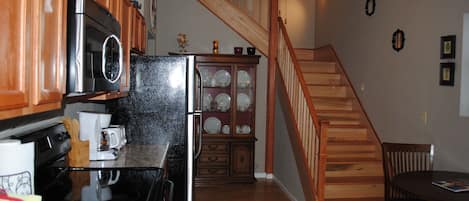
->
317, 113, 361, 120
313, 99, 354, 111
327, 145, 376, 153
303, 73, 342, 85
328, 120, 361, 126
326, 163, 384, 178
325, 184, 384, 199
327, 152, 377, 159
328, 128, 368, 141
300, 62, 337, 73
309, 86, 349, 98
295, 49, 314, 61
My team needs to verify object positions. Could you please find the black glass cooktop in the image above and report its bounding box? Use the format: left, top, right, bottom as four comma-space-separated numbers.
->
37, 168, 163, 201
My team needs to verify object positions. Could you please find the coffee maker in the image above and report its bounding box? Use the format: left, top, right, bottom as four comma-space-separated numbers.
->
79, 112, 119, 160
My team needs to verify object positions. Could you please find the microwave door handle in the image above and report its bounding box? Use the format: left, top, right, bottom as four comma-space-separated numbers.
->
102, 34, 123, 83
194, 68, 203, 160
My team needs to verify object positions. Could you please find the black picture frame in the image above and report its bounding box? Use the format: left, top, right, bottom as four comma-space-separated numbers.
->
440, 62, 455, 86
440, 35, 456, 59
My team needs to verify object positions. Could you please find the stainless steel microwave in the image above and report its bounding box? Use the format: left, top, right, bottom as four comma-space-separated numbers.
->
66, 0, 123, 95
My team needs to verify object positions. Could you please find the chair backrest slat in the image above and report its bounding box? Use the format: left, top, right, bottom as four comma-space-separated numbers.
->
382, 142, 434, 201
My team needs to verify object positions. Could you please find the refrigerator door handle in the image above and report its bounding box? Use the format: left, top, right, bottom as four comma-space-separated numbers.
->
194, 68, 203, 160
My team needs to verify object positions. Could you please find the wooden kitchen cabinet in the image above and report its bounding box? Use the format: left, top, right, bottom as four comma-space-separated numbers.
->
131, 9, 146, 54
194, 54, 260, 185
120, 0, 134, 92
0, 0, 67, 120
0, 0, 30, 113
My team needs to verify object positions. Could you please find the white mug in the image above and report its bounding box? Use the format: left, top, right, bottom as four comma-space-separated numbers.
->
98, 170, 120, 186
102, 128, 122, 149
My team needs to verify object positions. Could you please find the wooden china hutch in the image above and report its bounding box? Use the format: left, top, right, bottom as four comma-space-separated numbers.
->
193, 54, 260, 185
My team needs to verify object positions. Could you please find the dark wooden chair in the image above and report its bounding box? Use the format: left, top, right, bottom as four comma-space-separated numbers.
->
382, 142, 434, 201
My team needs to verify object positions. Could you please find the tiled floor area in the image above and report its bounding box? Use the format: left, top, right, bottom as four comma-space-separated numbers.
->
195, 179, 292, 201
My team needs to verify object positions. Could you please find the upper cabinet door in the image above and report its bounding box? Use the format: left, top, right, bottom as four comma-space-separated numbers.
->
0, 0, 29, 111
31, 0, 67, 106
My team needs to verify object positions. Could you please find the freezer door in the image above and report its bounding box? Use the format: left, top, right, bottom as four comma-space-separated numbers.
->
187, 56, 197, 114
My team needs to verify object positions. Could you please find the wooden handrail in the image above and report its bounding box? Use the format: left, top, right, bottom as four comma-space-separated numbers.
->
276, 16, 327, 201
278, 18, 320, 133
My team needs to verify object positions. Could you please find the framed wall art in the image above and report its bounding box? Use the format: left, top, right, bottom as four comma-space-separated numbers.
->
440, 62, 455, 86
440, 35, 456, 59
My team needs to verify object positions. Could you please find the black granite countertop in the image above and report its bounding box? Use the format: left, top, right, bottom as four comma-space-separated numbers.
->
68, 144, 169, 169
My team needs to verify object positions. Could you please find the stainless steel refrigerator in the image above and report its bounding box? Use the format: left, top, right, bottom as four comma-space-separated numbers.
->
111, 56, 201, 201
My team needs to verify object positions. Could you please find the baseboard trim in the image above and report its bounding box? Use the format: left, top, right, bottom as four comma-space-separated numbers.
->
272, 176, 299, 201
255, 172, 275, 179
272, 175, 298, 201
255, 172, 267, 178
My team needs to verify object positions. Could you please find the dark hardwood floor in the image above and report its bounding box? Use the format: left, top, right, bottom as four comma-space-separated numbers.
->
195, 179, 292, 201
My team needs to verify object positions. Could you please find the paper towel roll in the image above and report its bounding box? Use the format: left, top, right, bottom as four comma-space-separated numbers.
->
0, 140, 35, 195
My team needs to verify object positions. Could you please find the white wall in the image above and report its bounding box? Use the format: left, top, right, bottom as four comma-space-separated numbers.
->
280, 0, 316, 48
316, 0, 469, 171
156, 0, 268, 173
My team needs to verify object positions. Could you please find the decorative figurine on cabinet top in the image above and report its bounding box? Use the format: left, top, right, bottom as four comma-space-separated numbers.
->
177, 33, 188, 52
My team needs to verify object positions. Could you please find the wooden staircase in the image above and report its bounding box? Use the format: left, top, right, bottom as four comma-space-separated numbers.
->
296, 49, 384, 201
197, 0, 385, 200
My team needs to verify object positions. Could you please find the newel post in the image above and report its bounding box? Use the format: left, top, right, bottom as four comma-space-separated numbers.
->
318, 120, 330, 201
265, 0, 279, 174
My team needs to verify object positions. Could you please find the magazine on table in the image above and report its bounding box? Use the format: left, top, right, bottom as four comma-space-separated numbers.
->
432, 179, 469, 192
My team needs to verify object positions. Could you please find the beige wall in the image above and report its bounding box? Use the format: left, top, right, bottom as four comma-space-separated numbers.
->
274, 91, 306, 201
280, 0, 316, 48
316, 0, 469, 171
156, 0, 268, 173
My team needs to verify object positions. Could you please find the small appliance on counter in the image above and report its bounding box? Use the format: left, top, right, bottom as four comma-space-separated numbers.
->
78, 112, 124, 161
12, 123, 167, 201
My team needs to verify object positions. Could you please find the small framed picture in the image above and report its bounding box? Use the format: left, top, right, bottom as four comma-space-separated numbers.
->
440, 62, 455, 86
440, 35, 456, 59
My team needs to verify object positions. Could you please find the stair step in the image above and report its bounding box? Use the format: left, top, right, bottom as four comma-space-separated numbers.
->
326, 176, 384, 184
303, 73, 342, 85
326, 162, 384, 178
325, 197, 384, 201
312, 98, 354, 111
308, 85, 349, 98
327, 141, 376, 153
328, 127, 368, 141
325, 118, 362, 126
294, 48, 314, 61
327, 152, 377, 159
300, 61, 337, 73
328, 157, 381, 163
325, 183, 384, 199
317, 111, 361, 119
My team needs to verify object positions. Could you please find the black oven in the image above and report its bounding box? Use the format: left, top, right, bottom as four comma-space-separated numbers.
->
12, 124, 168, 201
67, 0, 123, 95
